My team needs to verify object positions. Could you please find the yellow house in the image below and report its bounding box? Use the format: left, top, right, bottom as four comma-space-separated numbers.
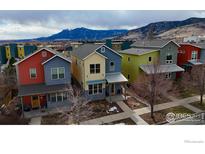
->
5, 45, 11, 59
17, 45, 25, 58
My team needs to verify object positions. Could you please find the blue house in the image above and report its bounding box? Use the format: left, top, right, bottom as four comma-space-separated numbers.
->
72, 44, 128, 102
0, 46, 6, 65
24, 45, 37, 56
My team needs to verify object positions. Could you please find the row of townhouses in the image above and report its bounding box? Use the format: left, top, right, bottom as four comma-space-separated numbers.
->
13, 40, 205, 115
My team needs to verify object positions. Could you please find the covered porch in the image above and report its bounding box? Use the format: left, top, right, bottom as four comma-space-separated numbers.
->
105, 72, 128, 103
18, 83, 72, 115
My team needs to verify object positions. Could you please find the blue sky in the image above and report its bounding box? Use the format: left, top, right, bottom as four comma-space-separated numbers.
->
0, 10, 205, 40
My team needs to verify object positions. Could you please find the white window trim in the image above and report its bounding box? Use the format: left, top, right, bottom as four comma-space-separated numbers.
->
51, 67, 65, 80
191, 51, 197, 60
50, 92, 68, 103
101, 47, 105, 53
29, 68, 37, 79
90, 64, 100, 74
88, 83, 103, 95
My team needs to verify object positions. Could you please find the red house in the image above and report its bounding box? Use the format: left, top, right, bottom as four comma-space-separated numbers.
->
177, 43, 202, 71
14, 48, 72, 116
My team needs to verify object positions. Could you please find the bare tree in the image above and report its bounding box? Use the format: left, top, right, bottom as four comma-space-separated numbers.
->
131, 61, 173, 119
182, 64, 205, 105
56, 85, 94, 124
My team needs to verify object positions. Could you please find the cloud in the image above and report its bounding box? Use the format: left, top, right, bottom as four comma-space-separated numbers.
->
0, 10, 205, 39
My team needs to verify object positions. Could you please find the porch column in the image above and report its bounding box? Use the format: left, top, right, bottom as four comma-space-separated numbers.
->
109, 83, 112, 103
20, 96, 24, 118
124, 83, 127, 102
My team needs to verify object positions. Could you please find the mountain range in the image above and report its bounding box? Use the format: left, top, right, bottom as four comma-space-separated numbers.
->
36, 27, 128, 41
119, 17, 205, 40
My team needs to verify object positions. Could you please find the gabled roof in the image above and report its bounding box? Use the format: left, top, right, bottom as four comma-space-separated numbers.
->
195, 43, 205, 49
72, 44, 102, 60
42, 54, 72, 65
131, 40, 179, 49
72, 43, 121, 60
179, 43, 202, 49
119, 48, 158, 56
13, 47, 58, 65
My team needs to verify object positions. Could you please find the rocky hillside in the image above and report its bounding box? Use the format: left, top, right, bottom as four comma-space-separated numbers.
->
118, 17, 205, 40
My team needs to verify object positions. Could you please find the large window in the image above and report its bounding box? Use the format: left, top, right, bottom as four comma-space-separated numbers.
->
29, 68, 37, 79
90, 64, 100, 74
88, 83, 103, 95
50, 92, 68, 103
191, 51, 197, 60
51, 67, 65, 80
166, 54, 173, 64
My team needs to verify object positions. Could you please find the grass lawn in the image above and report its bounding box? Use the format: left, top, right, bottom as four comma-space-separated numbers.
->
140, 106, 194, 125
106, 118, 136, 125
125, 97, 147, 110
41, 100, 123, 125
190, 101, 205, 111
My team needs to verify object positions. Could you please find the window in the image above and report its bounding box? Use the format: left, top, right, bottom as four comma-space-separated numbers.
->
59, 67, 65, 79
50, 93, 57, 102
128, 57, 130, 62
101, 47, 105, 53
57, 93, 63, 102
94, 84, 98, 94
51, 67, 65, 80
149, 57, 152, 62
166, 54, 173, 64
89, 85, 93, 95
30, 68, 37, 79
127, 74, 130, 79
42, 51, 47, 57
110, 61, 115, 71
165, 73, 172, 79
50, 92, 67, 103
51, 68, 58, 79
191, 51, 197, 60
88, 83, 103, 95
90, 64, 100, 74
96, 64, 100, 73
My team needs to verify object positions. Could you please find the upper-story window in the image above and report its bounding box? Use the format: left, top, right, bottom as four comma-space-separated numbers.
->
101, 47, 105, 53
42, 51, 47, 57
51, 67, 65, 80
128, 57, 130, 62
191, 51, 197, 60
30, 68, 37, 79
110, 61, 115, 71
166, 54, 173, 64
90, 64, 100, 74
149, 57, 152, 62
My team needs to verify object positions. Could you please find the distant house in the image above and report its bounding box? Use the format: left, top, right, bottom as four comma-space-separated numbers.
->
195, 43, 205, 63
14, 48, 72, 112
71, 44, 127, 102
178, 43, 202, 71
0, 46, 6, 67
126, 40, 184, 81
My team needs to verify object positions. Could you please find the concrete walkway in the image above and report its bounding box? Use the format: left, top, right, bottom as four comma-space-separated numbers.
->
134, 95, 202, 115
29, 117, 42, 125
80, 101, 148, 125
182, 104, 203, 113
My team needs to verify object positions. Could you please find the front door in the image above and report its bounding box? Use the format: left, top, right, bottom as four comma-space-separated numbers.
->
111, 84, 115, 95
31, 95, 40, 109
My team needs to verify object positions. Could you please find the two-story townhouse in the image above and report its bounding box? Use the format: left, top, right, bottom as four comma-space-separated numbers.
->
14, 48, 72, 112
178, 43, 202, 71
130, 40, 184, 80
119, 48, 160, 83
71, 44, 127, 102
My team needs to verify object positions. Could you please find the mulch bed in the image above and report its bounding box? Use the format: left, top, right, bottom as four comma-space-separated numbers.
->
0, 115, 30, 125
140, 106, 194, 125
106, 118, 136, 125
125, 97, 147, 110
41, 100, 123, 125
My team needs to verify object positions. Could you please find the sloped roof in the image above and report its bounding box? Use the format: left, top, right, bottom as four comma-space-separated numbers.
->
18, 83, 71, 96
119, 48, 158, 55
131, 40, 178, 49
72, 44, 102, 59
105, 72, 128, 83
140, 64, 184, 74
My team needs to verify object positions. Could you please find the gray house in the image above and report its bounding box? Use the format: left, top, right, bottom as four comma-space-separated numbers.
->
131, 40, 184, 79
196, 43, 205, 63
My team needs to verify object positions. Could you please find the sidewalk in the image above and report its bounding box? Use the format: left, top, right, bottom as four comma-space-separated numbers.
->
29, 117, 42, 125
